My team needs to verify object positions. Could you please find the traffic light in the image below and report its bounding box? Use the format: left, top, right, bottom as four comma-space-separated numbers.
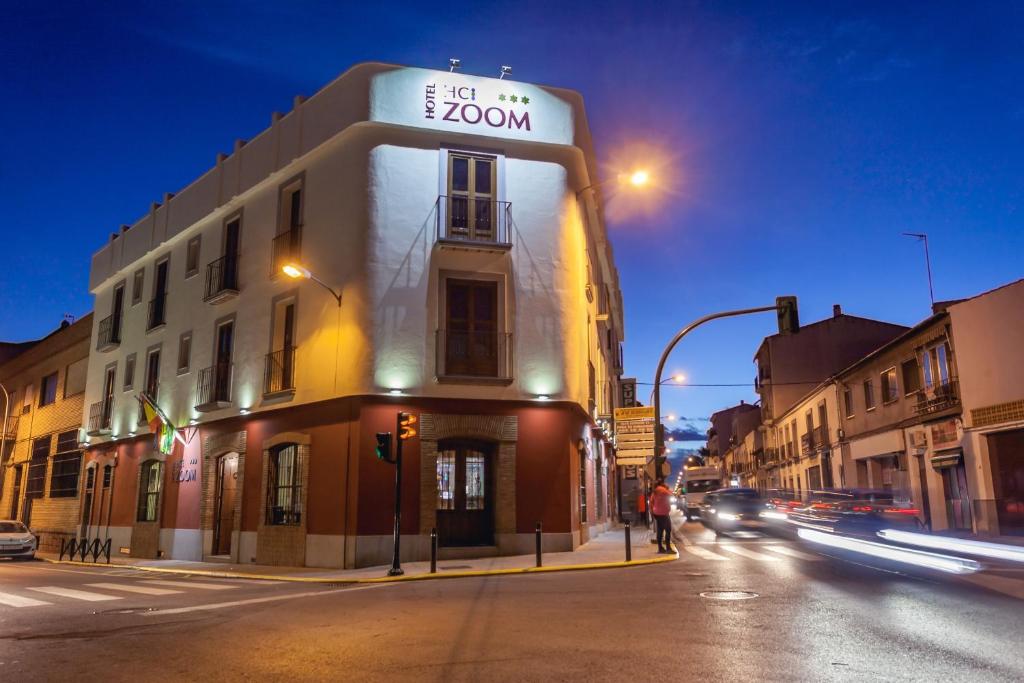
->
375, 432, 393, 462
398, 412, 418, 440
776, 296, 800, 335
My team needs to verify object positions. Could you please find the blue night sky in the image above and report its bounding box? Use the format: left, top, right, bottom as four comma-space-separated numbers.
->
2, 2, 1022, 445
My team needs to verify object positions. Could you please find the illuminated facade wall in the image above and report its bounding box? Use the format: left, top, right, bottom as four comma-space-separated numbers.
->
81, 63, 625, 566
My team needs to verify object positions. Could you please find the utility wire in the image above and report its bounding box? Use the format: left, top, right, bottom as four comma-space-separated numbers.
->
635, 380, 823, 387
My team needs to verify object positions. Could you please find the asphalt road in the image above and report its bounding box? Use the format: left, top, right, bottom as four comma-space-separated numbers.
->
3, 522, 1024, 682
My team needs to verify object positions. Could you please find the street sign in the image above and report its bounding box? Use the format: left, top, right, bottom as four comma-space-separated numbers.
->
620, 378, 637, 407
614, 406, 655, 464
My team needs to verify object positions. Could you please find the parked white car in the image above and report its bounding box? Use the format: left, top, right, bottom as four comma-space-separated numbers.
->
0, 520, 37, 560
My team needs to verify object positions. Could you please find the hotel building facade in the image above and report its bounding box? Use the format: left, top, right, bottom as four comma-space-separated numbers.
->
80, 63, 626, 567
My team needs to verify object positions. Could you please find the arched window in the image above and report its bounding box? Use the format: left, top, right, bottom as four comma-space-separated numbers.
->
266, 444, 301, 525
137, 460, 163, 522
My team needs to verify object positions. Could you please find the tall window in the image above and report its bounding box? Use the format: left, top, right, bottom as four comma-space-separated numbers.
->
177, 333, 192, 374
579, 449, 588, 524
446, 152, 496, 241
149, 257, 169, 329
266, 444, 301, 525
443, 279, 499, 377
901, 358, 921, 395
132, 268, 145, 305
27, 436, 50, 498
101, 366, 116, 426
272, 180, 303, 275
436, 452, 456, 510
137, 460, 163, 522
49, 430, 81, 498
881, 367, 899, 404
921, 342, 953, 390
843, 387, 854, 418
863, 379, 876, 410
39, 372, 58, 407
124, 354, 136, 391
186, 236, 202, 277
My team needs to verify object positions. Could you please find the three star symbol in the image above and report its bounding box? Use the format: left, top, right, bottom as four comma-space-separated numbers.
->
498, 94, 530, 104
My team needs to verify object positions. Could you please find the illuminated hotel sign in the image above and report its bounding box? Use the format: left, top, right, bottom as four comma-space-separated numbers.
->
369, 67, 574, 145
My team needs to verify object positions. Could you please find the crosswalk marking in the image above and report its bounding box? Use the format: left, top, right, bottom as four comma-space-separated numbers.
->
0, 591, 52, 608
86, 582, 182, 596
716, 545, 780, 562
27, 586, 122, 602
683, 545, 728, 561
764, 545, 822, 561
140, 579, 237, 590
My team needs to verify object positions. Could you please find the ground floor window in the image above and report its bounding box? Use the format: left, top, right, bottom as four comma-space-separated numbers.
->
267, 444, 301, 525
579, 450, 588, 524
49, 430, 82, 498
137, 460, 163, 522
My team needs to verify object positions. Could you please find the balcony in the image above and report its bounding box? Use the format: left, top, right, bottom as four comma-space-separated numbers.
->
147, 294, 167, 331
914, 379, 960, 417
264, 348, 296, 398
195, 363, 233, 412
87, 401, 112, 436
204, 253, 240, 303
435, 195, 512, 251
96, 314, 121, 351
2, 414, 18, 439
814, 425, 827, 450
801, 432, 814, 456
435, 329, 513, 384
271, 228, 302, 277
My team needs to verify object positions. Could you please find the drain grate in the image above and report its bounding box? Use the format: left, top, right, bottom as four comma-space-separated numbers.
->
699, 590, 758, 600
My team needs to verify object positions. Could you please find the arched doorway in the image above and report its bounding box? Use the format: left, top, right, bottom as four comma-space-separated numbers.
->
213, 452, 239, 556
436, 440, 495, 547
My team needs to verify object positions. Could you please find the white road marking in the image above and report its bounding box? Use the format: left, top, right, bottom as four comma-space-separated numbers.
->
764, 545, 822, 561
0, 591, 52, 608
27, 586, 122, 602
717, 545, 781, 562
683, 545, 729, 561
86, 582, 182, 596
145, 585, 385, 616
140, 579, 238, 590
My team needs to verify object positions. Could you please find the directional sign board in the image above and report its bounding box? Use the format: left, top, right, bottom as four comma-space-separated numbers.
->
614, 406, 655, 466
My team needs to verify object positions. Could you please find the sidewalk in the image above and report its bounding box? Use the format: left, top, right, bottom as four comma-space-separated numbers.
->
39, 526, 676, 583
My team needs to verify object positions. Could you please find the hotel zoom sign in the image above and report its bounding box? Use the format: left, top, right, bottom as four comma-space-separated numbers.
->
424, 82, 532, 131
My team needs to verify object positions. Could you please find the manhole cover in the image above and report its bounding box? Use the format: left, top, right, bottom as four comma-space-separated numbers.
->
699, 591, 758, 600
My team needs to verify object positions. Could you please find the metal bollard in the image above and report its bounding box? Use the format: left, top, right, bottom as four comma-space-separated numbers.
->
535, 522, 543, 567
625, 521, 632, 562
430, 527, 438, 574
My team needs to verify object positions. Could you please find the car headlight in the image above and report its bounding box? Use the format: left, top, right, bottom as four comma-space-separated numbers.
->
718, 512, 740, 521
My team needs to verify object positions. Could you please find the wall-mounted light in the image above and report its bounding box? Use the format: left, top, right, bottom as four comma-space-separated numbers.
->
239, 408, 251, 416
389, 389, 403, 396
189, 418, 199, 426
499, 65, 512, 80
449, 58, 461, 72
536, 394, 550, 401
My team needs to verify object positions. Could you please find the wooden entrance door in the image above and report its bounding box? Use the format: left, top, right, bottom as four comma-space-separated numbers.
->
436, 441, 494, 547
445, 280, 498, 377
214, 454, 238, 555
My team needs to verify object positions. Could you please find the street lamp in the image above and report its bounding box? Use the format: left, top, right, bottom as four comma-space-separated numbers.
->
282, 263, 342, 306
576, 169, 652, 198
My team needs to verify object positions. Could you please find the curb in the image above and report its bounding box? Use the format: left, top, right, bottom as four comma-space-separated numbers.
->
41, 552, 677, 584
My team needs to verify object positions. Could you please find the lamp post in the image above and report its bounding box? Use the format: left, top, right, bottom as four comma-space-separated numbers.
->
575, 169, 650, 198
0, 382, 9, 494
281, 263, 342, 306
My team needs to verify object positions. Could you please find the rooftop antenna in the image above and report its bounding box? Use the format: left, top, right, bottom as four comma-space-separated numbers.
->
902, 232, 935, 308
448, 58, 460, 73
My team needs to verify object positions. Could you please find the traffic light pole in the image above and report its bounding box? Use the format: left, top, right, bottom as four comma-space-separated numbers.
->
388, 413, 405, 577
652, 301, 796, 478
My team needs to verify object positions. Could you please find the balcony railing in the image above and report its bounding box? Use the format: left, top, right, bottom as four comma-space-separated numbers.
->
204, 253, 240, 303
271, 228, 302, 277
813, 425, 827, 449
436, 195, 512, 248
147, 293, 167, 330
801, 432, 814, 456
264, 348, 296, 396
435, 329, 513, 382
914, 379, 960, 416
2, 414, 18, 439
195, 363, 233, 411
96, 314, 121, 351
87, 401, 112, 435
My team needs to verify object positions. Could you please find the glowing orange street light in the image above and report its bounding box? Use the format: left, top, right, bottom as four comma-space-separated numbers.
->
629, 169, 650, 187
281, 262, 342, 306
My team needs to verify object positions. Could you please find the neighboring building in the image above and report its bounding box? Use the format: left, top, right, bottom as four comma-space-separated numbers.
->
762, 381, 841, 494
948, 279, 1024, 537
706, 401, 759, 464
835, 310, 961, 530
80, 63, 626, 567
754, 305, 908, 424
0, 315, 92, 551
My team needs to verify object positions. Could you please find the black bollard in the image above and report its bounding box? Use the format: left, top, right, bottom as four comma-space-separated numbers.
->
625, 521, 632, 562
535, 522, 543, 567
430, 527, 438, 574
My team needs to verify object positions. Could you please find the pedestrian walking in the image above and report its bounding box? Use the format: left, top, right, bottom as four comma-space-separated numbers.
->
650, 478, 674, 553
636, 488, 647, 526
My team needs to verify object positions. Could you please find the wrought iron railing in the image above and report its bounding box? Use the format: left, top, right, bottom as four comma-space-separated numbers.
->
196, 363, 233, 408
436, 195, 512, 246
264, 348, 297, 395
435, 329, 512, 380
204, 253, 240, 301
88, 401, 111, 434
147, 293, 167, 330
271, 228, 302, 276
2, 414, 17, 439
914, 379, 960, 416
96, 313, 121, 350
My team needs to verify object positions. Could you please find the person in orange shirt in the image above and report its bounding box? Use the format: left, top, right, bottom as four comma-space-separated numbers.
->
636, 488, 647, 526
649, 478, 674, 553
